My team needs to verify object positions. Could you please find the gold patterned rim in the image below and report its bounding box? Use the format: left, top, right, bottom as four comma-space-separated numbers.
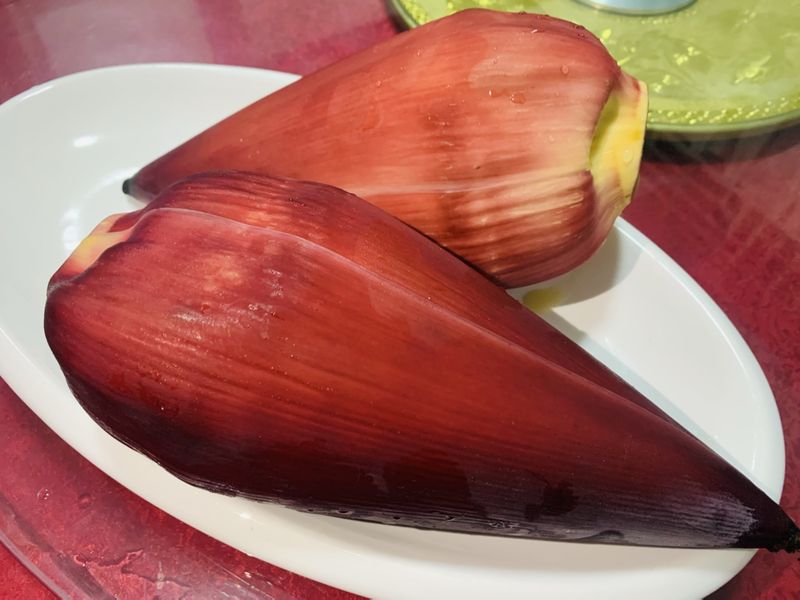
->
387, 0, 800, 137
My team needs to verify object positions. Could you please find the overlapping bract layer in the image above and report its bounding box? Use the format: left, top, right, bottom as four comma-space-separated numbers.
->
46, 173, 798, 551
126, 9, 648, 287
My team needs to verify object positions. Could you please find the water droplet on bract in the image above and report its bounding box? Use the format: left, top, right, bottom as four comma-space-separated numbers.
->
488, 89, 496, 98
375, 80, 382, 87
510, 92, 526, 105
561, 65, 570, 75
37, 488, 51, 501
78, 493, 93, 509
547, 134, 555, 143
491, 57, 498, 65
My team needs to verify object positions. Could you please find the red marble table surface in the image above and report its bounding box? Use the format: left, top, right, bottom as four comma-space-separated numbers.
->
0, 0, 798, 598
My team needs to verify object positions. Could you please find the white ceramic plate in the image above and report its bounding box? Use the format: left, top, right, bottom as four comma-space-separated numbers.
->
0, 64, 785, 600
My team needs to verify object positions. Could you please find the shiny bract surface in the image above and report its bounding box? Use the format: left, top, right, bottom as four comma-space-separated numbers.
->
45, 171, 796, 553
126, 10, 648, 288
390, 0, 800, 134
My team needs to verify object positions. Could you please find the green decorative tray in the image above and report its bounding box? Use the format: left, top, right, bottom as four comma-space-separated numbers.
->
388, 0, 800, 136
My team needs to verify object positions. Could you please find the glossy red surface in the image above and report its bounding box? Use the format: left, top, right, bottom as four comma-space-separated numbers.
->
125, 9, 646, 288
46, 172, 796, 552
0, 0, 798, 598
